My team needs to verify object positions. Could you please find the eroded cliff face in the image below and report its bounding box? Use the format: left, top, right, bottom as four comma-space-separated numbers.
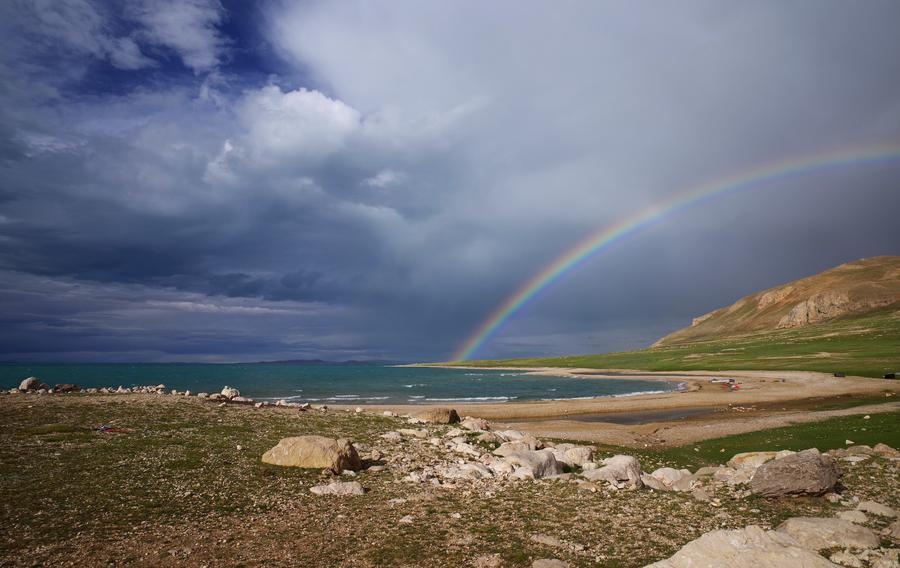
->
654, 256, 900, 346
776, 291, 894, 329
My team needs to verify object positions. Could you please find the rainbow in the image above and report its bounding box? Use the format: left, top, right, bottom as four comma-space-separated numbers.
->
453, 142, 900, 361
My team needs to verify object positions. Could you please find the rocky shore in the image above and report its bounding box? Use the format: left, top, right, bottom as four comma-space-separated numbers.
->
259, 409, 899, 567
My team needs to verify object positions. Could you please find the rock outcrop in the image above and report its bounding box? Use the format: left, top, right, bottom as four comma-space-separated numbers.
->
261, 436, 361, 472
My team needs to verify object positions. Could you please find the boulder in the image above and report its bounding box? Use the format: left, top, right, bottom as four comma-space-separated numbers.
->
582, 455, 642, 488
261, 436, 361, 472
750, 449, 841, 497
501, 450, 564, 479
413, 407, 460, 424
651, 467, 692, 488
776, 517, 879, 551
645, 525, 838, 568
220, 386, 240, 399
53, 383, 80, 393
544, 444, 593, 467
309, 481, 365, 496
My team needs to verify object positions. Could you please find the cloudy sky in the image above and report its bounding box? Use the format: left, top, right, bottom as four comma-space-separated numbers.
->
1, 1, 899, 363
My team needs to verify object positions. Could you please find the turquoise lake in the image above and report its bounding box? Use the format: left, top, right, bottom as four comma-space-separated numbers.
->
0, 363, 677, 404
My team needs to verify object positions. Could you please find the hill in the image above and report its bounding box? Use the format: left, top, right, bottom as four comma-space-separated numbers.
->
440, 256, 900, 377
654, 256, 900, 346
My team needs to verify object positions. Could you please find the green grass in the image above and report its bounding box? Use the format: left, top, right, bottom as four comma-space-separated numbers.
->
616, 411, 900, 470
438, 308, 900, 378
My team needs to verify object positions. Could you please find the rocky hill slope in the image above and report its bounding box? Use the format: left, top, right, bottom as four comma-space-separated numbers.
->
654, 256, 900, 347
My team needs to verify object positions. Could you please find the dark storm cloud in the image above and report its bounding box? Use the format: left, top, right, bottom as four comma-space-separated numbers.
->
1, 0, 899, 361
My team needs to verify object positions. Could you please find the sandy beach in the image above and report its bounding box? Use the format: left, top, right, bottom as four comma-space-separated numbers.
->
345, 367, 900, 447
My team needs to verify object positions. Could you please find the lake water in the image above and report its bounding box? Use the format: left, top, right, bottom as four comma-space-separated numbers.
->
0, 363, 678, 404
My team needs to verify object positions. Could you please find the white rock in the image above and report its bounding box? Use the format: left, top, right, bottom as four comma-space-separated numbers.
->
309, 481, 365, 496
497, 429, 526, 441
221, 386, 240, 399
646, 525, 839, 567
582, 455, 642, 488
836, 510, 868, 525
502, 450, 564, 479
776, 517, 880, 551
19, 377, 43, 391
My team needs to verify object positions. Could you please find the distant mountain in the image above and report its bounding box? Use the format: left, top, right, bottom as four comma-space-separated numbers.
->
248, 359, 403, 366
654, 256, 900, 347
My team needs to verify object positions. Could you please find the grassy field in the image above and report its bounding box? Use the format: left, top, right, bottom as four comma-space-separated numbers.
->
1, 394, 897, 567
441, 308, 900, 378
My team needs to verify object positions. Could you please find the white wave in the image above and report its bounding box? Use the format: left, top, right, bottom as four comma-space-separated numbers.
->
403, 383, 425, 388
538, 388, 676, 402
609, 389, 673, 398
408, 395, 425, 399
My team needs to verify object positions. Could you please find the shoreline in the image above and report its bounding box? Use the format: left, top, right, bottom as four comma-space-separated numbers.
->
337, 366, 900, 446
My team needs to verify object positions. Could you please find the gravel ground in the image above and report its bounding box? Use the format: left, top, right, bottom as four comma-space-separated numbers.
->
1, 393, 897, 567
